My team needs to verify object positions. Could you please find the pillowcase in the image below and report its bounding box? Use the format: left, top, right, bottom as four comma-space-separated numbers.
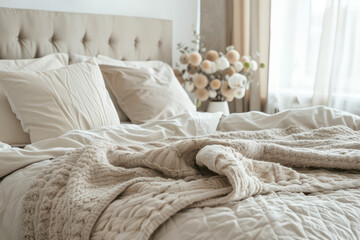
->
0, 58, 119, 143
0, 53, 69, 146
69, 53, 168, 122
69, 53, 128, 121
100, 62, 196, 124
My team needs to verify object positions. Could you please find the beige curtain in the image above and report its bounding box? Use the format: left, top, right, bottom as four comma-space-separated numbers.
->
232, 0, 250, 56
230, 0, 271, 113
201, 0, 271, 113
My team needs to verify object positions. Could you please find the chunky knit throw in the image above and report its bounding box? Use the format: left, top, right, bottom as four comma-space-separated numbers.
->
21, 125, 360, 240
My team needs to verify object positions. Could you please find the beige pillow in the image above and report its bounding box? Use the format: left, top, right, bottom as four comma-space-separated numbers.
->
69, 53, 169, 122
97, 55, 165, 69
0, 53, 69, 146
70, 53, 165, 69
100, 63, 196, 124
0, 58, 119, 143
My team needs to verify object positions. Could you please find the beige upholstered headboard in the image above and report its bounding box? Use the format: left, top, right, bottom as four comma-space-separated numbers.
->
0, 7, 172, 64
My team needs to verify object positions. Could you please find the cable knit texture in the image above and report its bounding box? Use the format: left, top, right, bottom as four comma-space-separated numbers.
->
21, 125, 360, 240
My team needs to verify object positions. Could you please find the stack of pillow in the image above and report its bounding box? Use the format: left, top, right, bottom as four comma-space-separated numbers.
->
0, 53, 196, 146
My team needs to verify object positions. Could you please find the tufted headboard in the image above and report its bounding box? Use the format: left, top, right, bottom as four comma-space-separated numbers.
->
0, 7, 172, 64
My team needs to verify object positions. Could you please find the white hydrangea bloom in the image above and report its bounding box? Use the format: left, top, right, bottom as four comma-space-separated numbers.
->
250, 60, 258, 71
228, 73, 247, 89
209, 89, 217, 98
184, 81, 194, 92
233, 87, 246, 99
215, 56, 230, 71
234, 61, 244, 72
210, 61, 217, 73
202, 68, 212, 74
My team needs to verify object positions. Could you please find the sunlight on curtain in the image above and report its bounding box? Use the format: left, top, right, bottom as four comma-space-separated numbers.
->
268, 0, 360, 115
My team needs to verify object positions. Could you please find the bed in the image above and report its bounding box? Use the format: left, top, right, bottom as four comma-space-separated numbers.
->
1, 7, 360, 240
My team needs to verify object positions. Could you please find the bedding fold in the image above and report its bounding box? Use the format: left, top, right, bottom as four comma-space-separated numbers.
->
21, 125, 360, 240
0, 111, 223, 179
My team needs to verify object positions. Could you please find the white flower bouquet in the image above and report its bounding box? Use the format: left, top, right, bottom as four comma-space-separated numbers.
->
174, 35, 264, 106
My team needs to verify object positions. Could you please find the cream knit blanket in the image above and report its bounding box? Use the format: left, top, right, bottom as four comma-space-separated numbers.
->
21, 125, 360, 240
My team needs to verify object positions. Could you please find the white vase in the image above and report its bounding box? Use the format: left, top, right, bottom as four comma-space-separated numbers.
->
207, 101, 230, 115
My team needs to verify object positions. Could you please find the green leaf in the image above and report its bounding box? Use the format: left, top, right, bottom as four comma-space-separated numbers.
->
196, 100, 202, 108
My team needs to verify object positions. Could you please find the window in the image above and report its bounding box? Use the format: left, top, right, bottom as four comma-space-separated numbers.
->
268, 0, 360, 115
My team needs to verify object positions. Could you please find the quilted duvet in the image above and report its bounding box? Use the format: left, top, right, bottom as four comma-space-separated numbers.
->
21, 125, 360, 240
152, 189, 360, 240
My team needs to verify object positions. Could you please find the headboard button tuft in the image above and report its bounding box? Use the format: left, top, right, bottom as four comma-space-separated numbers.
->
158, 40, 162, 47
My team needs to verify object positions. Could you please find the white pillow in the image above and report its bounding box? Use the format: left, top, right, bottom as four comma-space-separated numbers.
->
100, 63, 196, 124
0, 53, 69, 146
0, 58, 119, 143
69, 53, 92, 65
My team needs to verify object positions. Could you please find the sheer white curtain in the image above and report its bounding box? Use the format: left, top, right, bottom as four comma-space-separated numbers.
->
268, 0, 360, 115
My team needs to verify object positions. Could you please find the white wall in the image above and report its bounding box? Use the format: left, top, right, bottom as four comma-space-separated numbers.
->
0, 0, 201, 65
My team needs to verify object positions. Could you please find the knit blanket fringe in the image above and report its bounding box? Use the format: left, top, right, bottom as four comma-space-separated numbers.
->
21, 125, 360, 240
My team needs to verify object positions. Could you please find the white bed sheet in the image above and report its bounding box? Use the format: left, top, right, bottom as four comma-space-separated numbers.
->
0, 111, 223, 240
1, 106, 360, 240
